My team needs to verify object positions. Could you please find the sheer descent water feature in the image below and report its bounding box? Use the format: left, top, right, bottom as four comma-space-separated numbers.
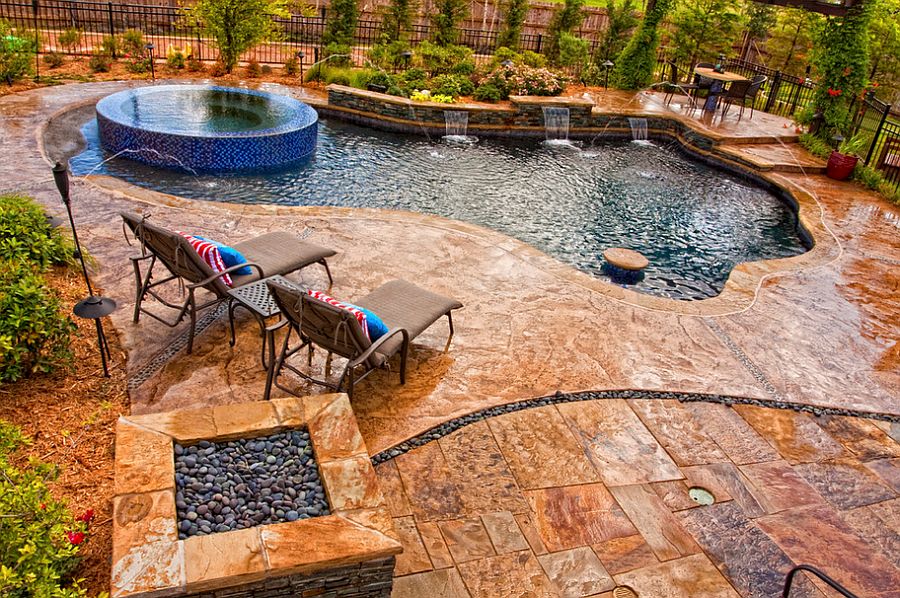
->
542, 106, 571, 145
443, 110, 477, 144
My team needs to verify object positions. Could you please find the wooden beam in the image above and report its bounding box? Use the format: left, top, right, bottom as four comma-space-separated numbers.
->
748, 0, 857, 17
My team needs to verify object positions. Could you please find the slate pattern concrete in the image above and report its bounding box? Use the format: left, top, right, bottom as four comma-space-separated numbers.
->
1, 83, 898, 597
386, 402, 900, 597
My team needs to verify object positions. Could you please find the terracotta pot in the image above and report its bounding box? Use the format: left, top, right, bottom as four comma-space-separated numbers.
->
826, 150, 859, 181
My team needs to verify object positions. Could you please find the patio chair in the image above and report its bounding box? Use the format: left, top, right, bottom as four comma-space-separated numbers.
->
662, 61, 700, 108
121, 211, 336, 353
263, 279, 463, 400
720, 74, 767, 120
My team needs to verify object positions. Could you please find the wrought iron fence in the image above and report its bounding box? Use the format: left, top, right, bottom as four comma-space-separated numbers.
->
853, 94, 900, 190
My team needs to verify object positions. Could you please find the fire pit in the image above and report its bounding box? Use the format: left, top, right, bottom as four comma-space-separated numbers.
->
111, 394, 400, 597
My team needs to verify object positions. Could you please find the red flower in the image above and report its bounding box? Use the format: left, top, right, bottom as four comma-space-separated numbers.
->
871, 82, 879, 88
38, 503, 46, 510
827, 88, 842, 97
77, 509, 95, 523
66, 531, 86, 546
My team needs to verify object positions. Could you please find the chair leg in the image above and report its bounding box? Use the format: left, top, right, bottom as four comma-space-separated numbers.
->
228, 299, 238, 347
447, 311, 454, 338
263, 326, 281, 401
320, 259, 333, 287
399, 341, 409, 385
187, 290, 197, 354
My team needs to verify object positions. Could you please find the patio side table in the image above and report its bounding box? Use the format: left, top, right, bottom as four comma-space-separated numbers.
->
228, 275, 303, 368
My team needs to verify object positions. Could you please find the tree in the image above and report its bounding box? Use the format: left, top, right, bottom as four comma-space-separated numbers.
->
432, 0, 469, 46
191, 0, 288, 73
380, 0, 417, 42
764, 7, 821, 78
498, 0, 529, 50
868, 0, 900, 101
545, 0, 585, 64
739, 1, 774, 62
611, 0, 675, 89
323, 0, 360, 47
811, 0, 875, 137
668, 0, 743, 68
597, 0, 638, 62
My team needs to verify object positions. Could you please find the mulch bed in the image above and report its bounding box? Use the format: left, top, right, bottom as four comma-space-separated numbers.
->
0, 266, 129, 596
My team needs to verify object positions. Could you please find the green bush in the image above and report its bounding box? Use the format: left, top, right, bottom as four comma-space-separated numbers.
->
522, 50, 546, 68
473, 82, 502, 102
125, 56, 150, 74
283, 56, 299, 75
166, 45, 189, 69
349, 68, 374, 89
0, 21, 35, 84
323, 42, 352, 67
119, 29, 144, 58
56, 28, 82, 52
367, 40, 410, 70
480, 64, 566, 98
397, 67, 427, 92
610, 0, 673, 89
261, 64, 272, 75
386, 84, 407, 97
558, 32, 589, 70
0, 260, 75, 382
415, 41, 472, 75
323, 0, 359, 47
431, 0, 468, 46
0, 421, 92, 596
369, 70, 395, 89
186, 55, 204, 72
42, 51, 65, 69
0, 194, 74, 269
99, 35, 119, 58
324, 67, 352, 86
429, 73, 475, 97
88, 51, 111, 73
245, 59, 262, 77
450, 60, 475, 76
190, 0, 288, 73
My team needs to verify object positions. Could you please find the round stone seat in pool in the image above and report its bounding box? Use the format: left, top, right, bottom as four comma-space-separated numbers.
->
95, 85, 318, 173
603, 247, 649, 271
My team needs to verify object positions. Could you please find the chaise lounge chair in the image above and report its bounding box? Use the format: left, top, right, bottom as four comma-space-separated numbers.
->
263, 279, 463, 400
121, 211, 336, 353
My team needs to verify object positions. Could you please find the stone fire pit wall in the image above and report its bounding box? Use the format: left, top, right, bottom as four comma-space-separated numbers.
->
111, 394, 402, 597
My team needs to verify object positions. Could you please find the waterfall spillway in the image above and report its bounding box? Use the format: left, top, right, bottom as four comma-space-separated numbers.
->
443, 110, 478, 144
628, 118, 650, 144
542, 107, 570, 144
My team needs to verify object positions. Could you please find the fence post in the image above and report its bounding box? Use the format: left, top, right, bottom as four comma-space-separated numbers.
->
107, 2, 116, 57
865, 99, 890, 165
764, 70, 781, 113
536, 34, 542, 53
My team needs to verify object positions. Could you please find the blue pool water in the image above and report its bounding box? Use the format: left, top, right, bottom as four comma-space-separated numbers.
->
71, 117, 808, 300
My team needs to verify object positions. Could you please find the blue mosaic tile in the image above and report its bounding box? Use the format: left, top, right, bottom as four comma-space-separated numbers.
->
96, 85, 318, 173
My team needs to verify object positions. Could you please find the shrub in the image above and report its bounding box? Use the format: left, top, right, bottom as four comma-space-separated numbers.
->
429, 73, 475, 97
492, 46, 522, 66
0, 261, 75, 382
380, 0, 415, 43
432, 0, 468, 46
56, 28, 82, 52
545, 0, 585, 64
473, 82, 502, 102
186, 55, 204, 72
125, 56, 150, 74
386, 84, 407, 97
323, 0, 359, 47
415, 41, 472, 75
99, 34, 119, 58
88, 51, 111, 73
245, 59, 262, 77
498, 0, 527, 50
166, 44, 190, 69
209, 59, 228, 76
367, 40, 410, 71
0, 421, 92, 595
0, 21, 35, 83
611, 0, 674, 89
397, 67, 427, 92
119, 29, 144, 58
450, 60, 475, 76
324, 66, 352, 86
0, 194, 74, 268
323, 42, 352, 67
558, 32, 589, 71
410, 89, 453, 103
480, 64, 566, 98
43, 51, 65, 69
261, 64, 272, 75
368, 70, 395, 89
284, 56, 299, 75
522, 50, 546, 68
349, 68, 374, 89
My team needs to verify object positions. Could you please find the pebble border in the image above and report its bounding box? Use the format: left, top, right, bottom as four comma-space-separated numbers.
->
369, 389, 899, 465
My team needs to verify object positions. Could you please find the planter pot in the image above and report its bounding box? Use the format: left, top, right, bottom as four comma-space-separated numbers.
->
826, 150, 859, 181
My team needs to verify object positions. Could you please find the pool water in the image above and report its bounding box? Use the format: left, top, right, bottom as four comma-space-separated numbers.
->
71, 118, 808, 300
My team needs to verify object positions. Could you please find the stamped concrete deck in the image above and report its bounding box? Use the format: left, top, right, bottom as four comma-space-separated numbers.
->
2, 81, 898, 597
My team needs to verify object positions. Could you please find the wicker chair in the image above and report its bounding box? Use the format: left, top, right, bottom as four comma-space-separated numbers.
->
121, 212, 336, 353
263, 279, 462, 400
662, 61, 700, 108
720, 74, 767, 120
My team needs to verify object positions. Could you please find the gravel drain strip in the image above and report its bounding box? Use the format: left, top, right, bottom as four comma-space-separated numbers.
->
127, 303, 228, 391
370, 389, 900, 465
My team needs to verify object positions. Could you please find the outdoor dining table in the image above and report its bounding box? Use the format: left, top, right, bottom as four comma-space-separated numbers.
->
694, 67, 749, 112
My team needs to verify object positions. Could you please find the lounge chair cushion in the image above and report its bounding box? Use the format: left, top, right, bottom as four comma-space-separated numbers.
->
193, 235, 252, 275
355, 280, 463, 359
230, 231, 337, 287
307, 290, 374, 341
180, 233, 233, 287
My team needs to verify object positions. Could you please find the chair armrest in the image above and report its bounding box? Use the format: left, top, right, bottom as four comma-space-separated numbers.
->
129, 253, 154, 262
188, 262, 265, 289
265, 319, 290, 335
349, 327, 410, 368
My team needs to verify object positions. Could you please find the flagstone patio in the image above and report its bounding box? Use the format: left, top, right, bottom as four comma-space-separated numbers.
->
2, 81, 898, 597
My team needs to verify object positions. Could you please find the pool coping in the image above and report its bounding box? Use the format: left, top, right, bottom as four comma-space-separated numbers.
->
38, 81, 840, 317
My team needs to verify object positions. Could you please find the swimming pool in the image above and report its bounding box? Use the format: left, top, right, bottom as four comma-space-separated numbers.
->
71, 117, 809, 300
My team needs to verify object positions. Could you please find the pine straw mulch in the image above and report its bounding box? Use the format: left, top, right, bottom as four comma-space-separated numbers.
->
0, 265, 130, 597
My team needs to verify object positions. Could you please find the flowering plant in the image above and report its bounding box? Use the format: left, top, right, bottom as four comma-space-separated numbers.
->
827, 88, 842, 97
0, 422, 91, 596
480, 64, 567, 99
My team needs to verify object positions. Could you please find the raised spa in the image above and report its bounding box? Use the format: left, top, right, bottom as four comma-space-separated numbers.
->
95, 85, 318, 172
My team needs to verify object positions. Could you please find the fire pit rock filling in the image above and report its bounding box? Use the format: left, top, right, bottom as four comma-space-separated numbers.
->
174, 428, 329, 538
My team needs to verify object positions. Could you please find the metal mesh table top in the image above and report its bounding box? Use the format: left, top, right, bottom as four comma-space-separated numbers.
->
228, 275, 302, 318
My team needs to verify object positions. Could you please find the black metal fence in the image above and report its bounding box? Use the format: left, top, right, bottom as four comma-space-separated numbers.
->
853, 94, 900, 190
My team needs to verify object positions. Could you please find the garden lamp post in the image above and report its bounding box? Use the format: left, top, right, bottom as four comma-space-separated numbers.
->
401, 50, 412, 70
145, 43, 155, 81
52, 162, 117, 377
296, 51, 305, 85
501, 59, 513, 69
603, 60, 614, 90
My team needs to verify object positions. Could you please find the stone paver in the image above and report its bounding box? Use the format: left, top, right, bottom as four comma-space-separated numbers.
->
537, 547, 615, 597
613, 553, 741, 598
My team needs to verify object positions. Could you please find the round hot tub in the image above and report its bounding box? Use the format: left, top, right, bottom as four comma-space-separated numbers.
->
95, 85, 318, 172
